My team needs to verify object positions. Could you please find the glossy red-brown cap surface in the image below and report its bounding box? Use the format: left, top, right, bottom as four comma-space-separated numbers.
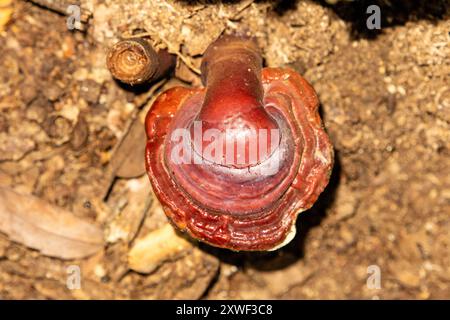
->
145, 36, 334, 251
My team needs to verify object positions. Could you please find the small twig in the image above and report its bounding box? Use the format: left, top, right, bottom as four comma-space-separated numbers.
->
27, 0, 92, 24
231, 0, 255, 20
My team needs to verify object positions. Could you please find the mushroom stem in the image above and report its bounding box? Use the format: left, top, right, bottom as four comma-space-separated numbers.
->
196, 35, 279, 167
201, 35, 264, 113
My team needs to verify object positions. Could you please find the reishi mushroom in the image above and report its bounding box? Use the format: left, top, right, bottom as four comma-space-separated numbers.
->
145, 35, 334, 251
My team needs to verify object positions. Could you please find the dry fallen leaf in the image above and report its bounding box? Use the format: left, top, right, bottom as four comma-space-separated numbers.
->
0, 187, 104, 260
110, 117, 147, 179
